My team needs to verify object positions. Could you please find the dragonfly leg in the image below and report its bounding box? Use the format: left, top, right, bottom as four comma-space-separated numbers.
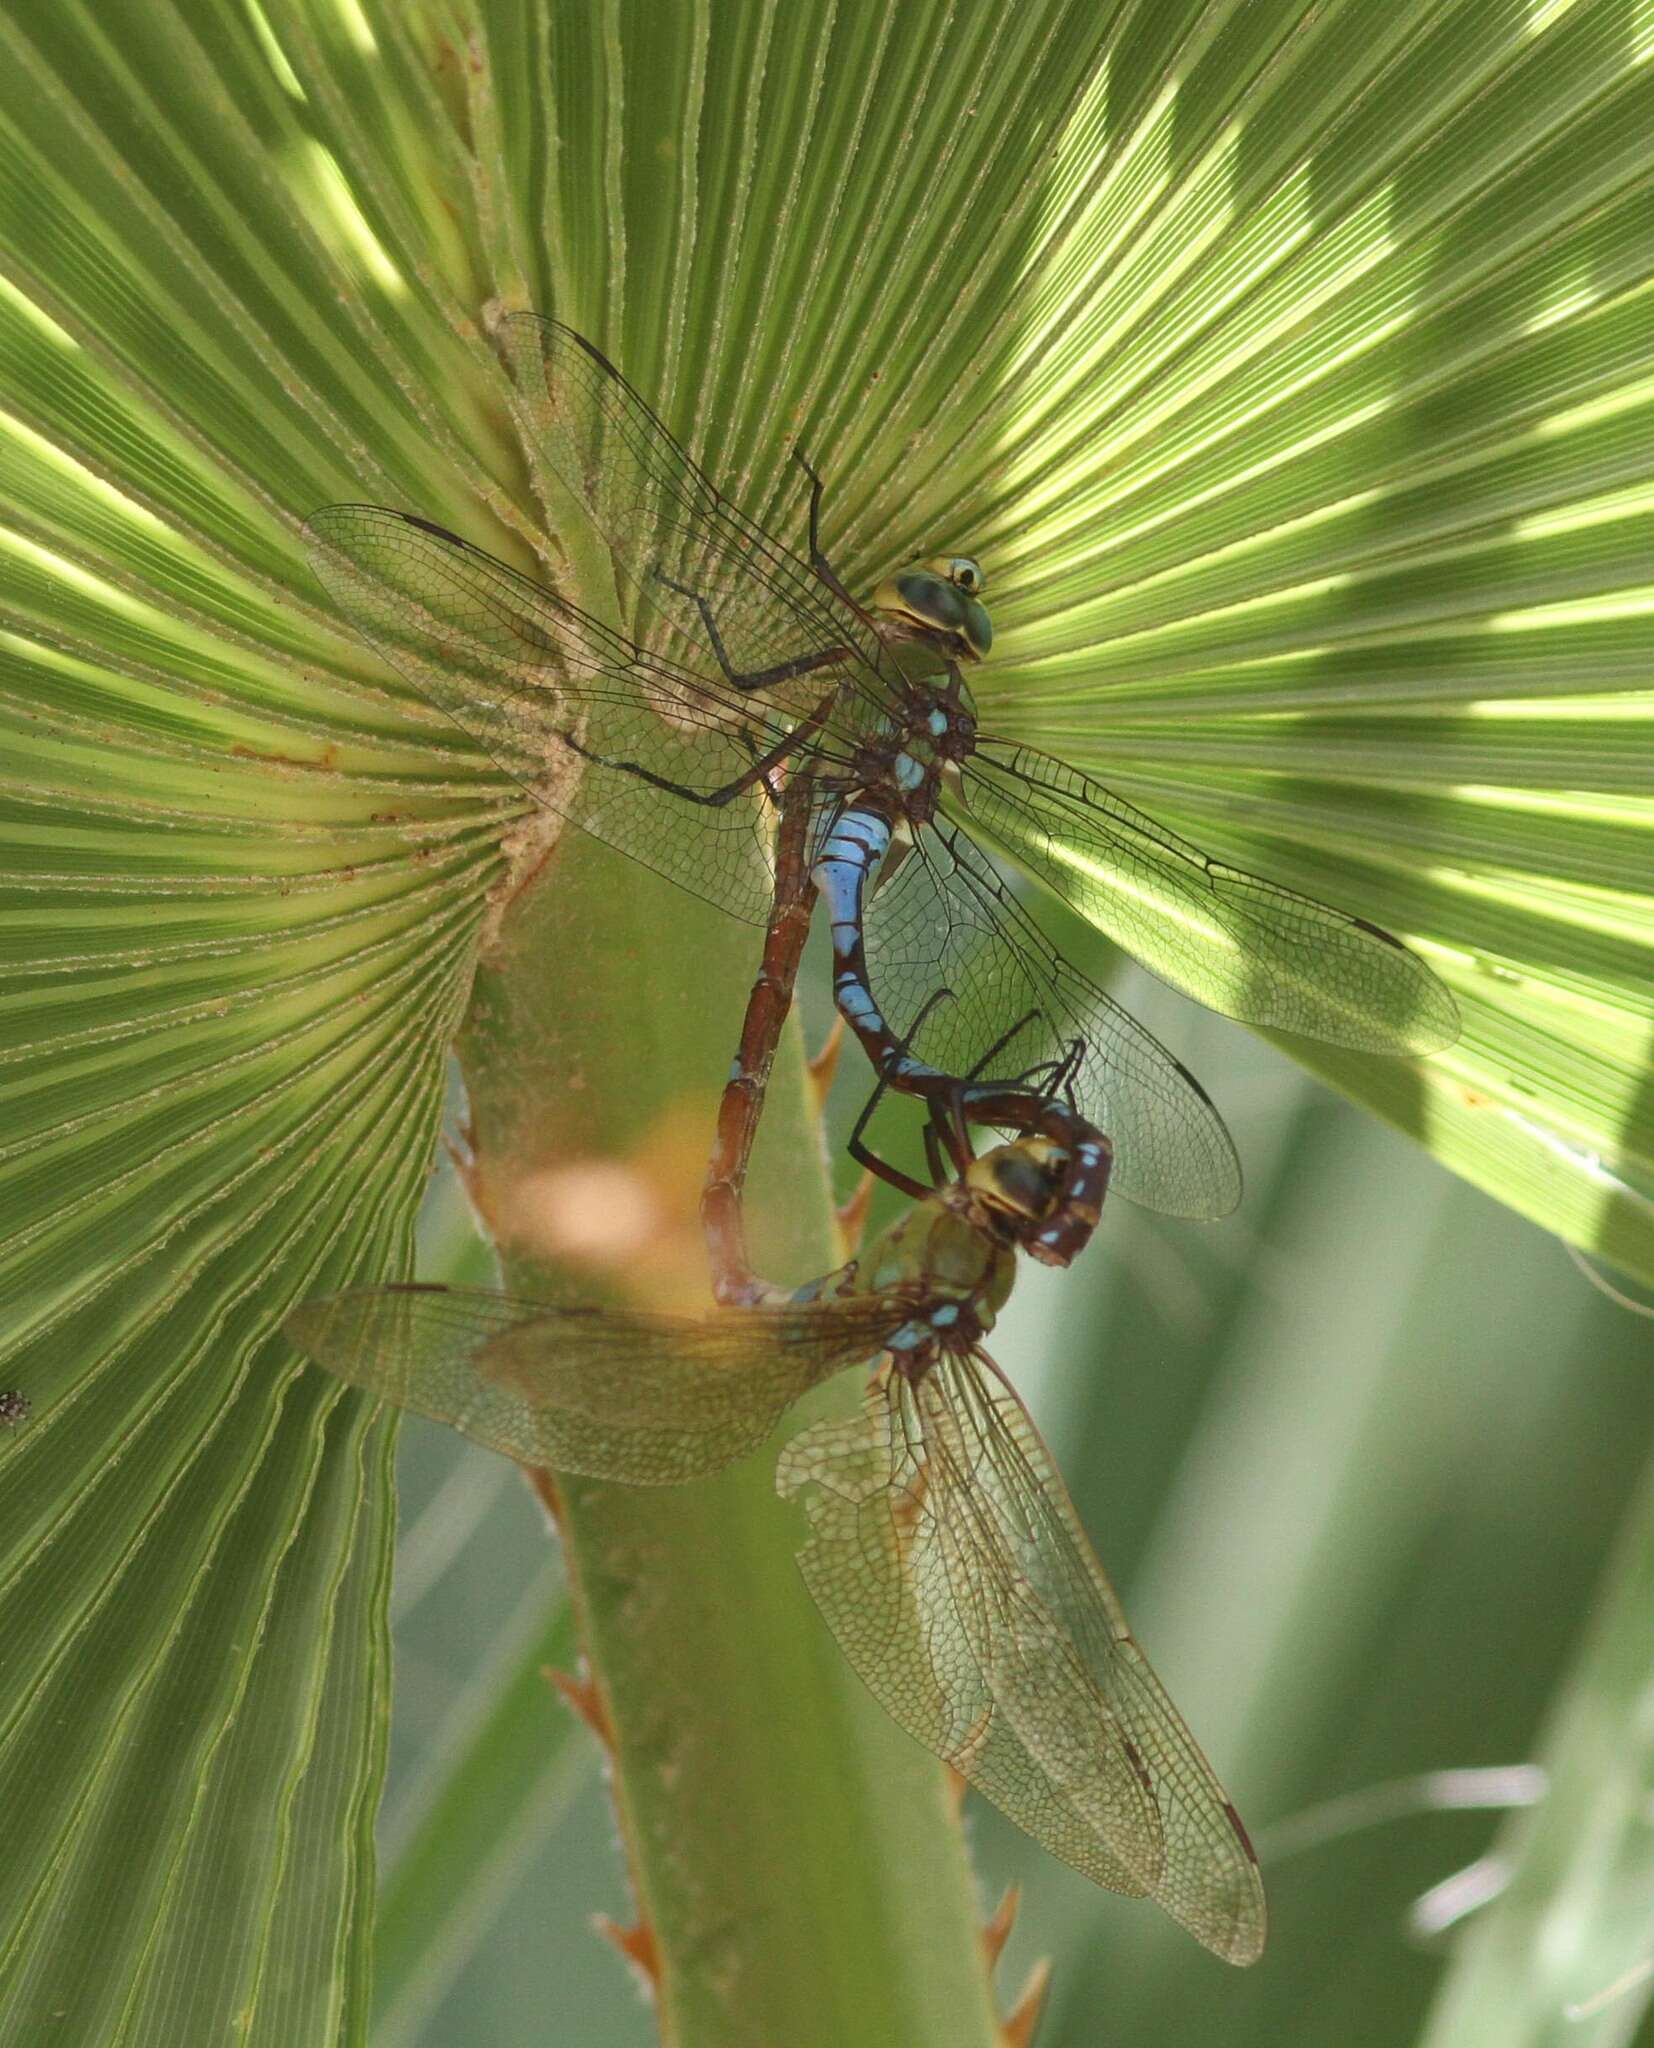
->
923, 1005, 1048, 1174
791, 446, 867, 617
653, 571, 852, 695
921, 1114, 954, 1191
843, 995, 959, 1205
910, 994, 1014, 1185
557, 687, 834, 812
842, 1092, 956, 1205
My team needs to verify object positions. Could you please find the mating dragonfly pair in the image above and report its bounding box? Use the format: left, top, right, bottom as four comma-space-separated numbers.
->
289, 320, 1458, 1966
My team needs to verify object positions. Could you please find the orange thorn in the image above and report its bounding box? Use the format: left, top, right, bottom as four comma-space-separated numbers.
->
442, 1130, 486, 1213
807, 1015, 846, 1110
1000, 1958, 1052, 2048
981, 1883, 1021, 1969
524, 1464, 567, 1537
943, 1760, 969, 1814
835, 1167, 875, 1253
595, 1914, 663, 1996
545, 1664, 615, 1751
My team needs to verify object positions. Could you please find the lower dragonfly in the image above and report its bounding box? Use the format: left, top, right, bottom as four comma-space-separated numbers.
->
285, 1118, 1266, 1966
305, 320, 1458, 1283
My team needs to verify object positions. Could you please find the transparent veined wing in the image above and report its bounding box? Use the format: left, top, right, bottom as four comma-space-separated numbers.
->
962, 740, 1460, 1055
305, 504, 788, 926
502, 315, 893, 718
777, 1353, 1267, 1965
287, 1282, 907, 1486
863, 818, 1243, 1218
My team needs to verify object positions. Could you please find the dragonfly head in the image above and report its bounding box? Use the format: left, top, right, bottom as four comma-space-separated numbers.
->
962, 1135, 1070, 1240
874, 557, 993, 662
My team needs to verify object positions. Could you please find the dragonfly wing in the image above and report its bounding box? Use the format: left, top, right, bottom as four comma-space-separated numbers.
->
866, 820, 1242, 1218
503, 318, 891, 709
965, 739, 1460, 1055
305, 505, 781, 926
287, 1283, 904, 1486
778, 1367, 1162, 1898
777, 1355, 1267, 1964
948, 1355, 1266, 1962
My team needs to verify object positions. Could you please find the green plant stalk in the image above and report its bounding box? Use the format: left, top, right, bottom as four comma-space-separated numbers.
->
454, 827, 1007, 2047
374, 1588, 585, 2044
1417, 1431, 1654, 2048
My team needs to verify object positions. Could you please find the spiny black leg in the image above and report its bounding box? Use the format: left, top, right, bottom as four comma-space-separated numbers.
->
851, 983, 941, 1163
654, 570, 849, 694
557, 689, 833, 809
921, 1113, 952, 1189
962, 1006, 1046, 1084
972, 1034, 1082, 1107
923, 1004, 1049, 1175
845, 1129, 930, 1204
1051, 1034, 1086, 1103
846, 1069, 930, 1201
793, 446, 826, 558
791, 446, 863, 613
845, 987, 959, 1200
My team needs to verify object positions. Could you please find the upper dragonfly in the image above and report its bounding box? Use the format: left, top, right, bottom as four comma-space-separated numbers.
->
306, 319, 1458, 1226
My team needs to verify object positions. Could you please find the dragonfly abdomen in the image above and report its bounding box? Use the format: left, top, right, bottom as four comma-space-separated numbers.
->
813, 803, 941, 1088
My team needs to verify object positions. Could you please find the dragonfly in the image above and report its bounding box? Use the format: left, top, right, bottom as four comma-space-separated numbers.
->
286, 1124, 1267, 1965
305, 320, 1457, 1266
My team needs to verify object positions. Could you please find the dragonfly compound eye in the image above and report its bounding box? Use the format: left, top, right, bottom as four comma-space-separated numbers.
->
875, 562, 993, 659
966, 1137, 1071, 1222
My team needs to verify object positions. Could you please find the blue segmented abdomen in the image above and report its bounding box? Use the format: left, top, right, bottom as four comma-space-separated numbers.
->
811, 807, 937, 1083
813, 807, 891, 909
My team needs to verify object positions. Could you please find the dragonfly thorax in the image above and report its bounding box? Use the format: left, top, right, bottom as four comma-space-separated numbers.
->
846, 672, 977, 827
854, 1199, 1014, 1383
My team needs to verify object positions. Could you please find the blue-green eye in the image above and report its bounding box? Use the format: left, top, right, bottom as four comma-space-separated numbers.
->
873, 557, 993, 658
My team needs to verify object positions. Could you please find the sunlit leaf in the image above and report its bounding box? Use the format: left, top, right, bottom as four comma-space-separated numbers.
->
2, 2, 1648, 2043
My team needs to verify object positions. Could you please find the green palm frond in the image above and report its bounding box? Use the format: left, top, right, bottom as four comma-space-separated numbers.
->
1, 3, 1648, 2043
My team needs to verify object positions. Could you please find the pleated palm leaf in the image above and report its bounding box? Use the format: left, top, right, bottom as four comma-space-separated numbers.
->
0, 4, 1648, 2045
